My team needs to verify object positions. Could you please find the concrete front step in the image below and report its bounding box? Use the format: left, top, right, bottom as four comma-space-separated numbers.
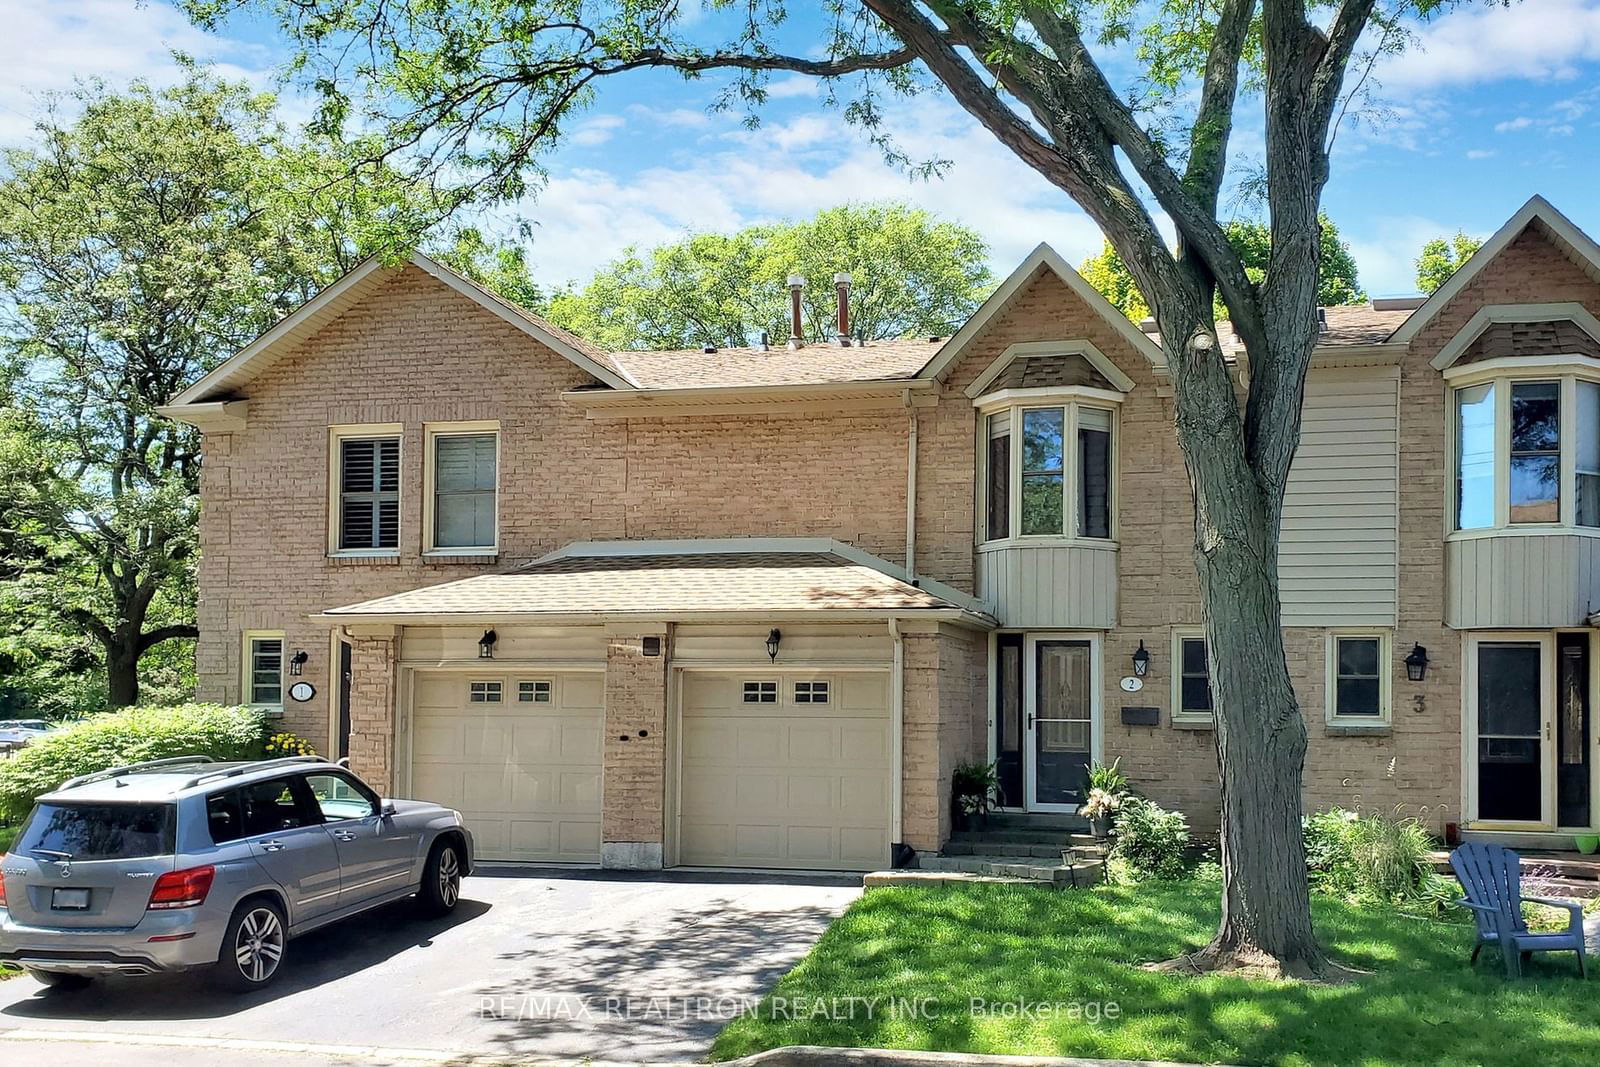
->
1430, 849, 1600, 882
1524, 877, 1600, 900
916, 853, 1108, 887
942, 840, 1107, 859
982, 812, 1090, 832
947, 830, 1106, 848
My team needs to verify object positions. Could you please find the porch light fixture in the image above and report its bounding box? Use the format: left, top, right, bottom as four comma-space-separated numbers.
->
1405, 643, 1429, 682
288, 650, 308, 677
478, 629, 498, 660
765, 628, 782, 662
1131, 640, 1151, 678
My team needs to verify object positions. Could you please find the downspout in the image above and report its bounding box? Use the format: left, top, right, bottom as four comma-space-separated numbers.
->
889, 617, 905, 847
904, 394, 918, 581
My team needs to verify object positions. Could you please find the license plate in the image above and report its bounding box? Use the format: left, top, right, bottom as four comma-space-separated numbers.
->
51, 887, 90, 910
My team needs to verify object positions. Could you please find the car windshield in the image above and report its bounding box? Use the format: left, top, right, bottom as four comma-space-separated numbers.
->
15, 802, 176, 860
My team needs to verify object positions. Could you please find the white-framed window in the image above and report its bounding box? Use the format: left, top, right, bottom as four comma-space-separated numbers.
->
1171, 630, 1214, 724
328, 424, 402, 556
242, 631, 284, 708
469, 680, 503, 703
1450, 367, 1600, 532
518, 680, 552, 703
981, 400, 1116, 542
1326, 632, 1391, 725
794, 680, 830, 704
424, 422, 499, 554
742, 681, 777, 704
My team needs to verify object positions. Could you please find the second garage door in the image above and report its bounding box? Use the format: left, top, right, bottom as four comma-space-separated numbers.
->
409, 671, 603, 863
677, 671, 891, 871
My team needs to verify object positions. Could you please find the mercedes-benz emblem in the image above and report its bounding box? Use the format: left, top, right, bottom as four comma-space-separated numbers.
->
58, 861, 71, 879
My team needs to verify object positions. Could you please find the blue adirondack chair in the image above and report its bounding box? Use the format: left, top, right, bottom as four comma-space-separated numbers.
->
1450, 842, 1588, 979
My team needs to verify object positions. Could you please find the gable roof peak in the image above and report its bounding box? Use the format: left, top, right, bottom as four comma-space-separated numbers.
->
1390, 194, 1600, 345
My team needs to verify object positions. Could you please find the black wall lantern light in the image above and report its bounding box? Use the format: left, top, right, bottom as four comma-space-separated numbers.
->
478, 629, 498, 659
1131, 640, 1151, 678
1405, 643, 1429, 682
766, 628, 782, 662
288, 650, 308, 677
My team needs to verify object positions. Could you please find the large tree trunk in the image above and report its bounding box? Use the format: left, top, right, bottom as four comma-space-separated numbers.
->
105, 638, 141, 708
1150, 304, 1336, 980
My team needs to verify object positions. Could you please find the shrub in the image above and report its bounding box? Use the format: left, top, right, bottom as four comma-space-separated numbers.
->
0, 704, 268, 821
1084, 759, 1129, 797
1304, 807, 1457, 913
1111, 795, 1191, 879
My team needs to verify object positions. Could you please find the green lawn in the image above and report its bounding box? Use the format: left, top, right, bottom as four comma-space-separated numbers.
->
711, 880, 1598, 1066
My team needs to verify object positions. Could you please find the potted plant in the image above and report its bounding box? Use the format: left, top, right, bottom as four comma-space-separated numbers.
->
952, 760, 1000, 831
1081, 759, 1130, 839
1080, 787, 1122, 839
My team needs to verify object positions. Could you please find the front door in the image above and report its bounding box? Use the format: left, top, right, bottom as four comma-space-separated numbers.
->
1468, 634, 1555, 827
1024, 636, 1098, 811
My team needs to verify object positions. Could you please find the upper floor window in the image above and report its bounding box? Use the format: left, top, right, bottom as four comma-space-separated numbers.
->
336, 433, 400, 551
426, 424, 499, 553
984, 402, 1115, 542
1453, 373, 1600, 532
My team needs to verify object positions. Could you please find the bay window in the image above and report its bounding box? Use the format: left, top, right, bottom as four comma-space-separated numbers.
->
982, 400, 1115, 542
1451, 369, 1600, 532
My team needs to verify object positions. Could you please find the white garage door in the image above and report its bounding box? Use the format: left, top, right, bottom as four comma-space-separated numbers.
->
410, 671, 603, 863
678, 671, 891, 871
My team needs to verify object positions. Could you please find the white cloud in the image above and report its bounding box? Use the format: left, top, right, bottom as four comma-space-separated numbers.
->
1465, 149, 1496, 160
1495, 116, 1535, 133
567, 114, 627, 147
0, 0, 271, 145
1378, 0, 1600, 90
627, 104, 714, 129
1345, 214, 1489, 297
765, 76, 821, 100
516, 98, 1106, 289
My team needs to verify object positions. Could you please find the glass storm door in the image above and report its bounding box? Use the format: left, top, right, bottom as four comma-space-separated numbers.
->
1470, 636, 1554, 827
1025, 638, 1096, 811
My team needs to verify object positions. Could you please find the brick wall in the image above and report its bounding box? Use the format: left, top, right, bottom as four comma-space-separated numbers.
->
601, 630, 669, 866
901, 625, 988, 851
344, 631, 397, 794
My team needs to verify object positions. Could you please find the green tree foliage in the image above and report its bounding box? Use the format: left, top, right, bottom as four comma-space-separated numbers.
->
0, 64, 456, 710
544, 203, 992, 350
0, 704, 268, 821
1416, 231, 1485, 294
1081, 214, 1365, 322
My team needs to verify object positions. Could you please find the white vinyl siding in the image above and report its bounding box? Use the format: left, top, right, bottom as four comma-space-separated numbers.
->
1278, 369, 1399, 627
432, 433, 497, 550
1446, 534, 1600, 628
338, 436, 400, 551
975, 542, 1117, 629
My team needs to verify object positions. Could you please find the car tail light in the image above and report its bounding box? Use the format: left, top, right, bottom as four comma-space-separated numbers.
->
147, 865, 215, 910
0, 856, 7, 908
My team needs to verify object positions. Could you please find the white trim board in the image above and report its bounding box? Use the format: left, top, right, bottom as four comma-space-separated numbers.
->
964, 339, 1137, 398
1430, 302, 1600, 371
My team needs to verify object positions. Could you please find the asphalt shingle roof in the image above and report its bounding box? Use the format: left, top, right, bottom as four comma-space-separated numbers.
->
325, 549, 965, 618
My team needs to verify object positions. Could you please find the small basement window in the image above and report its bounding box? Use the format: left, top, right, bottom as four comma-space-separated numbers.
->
469, 680, 503, 703
518, 680, 552, 703
794, 680, 830, 704
742, 681, 778, 704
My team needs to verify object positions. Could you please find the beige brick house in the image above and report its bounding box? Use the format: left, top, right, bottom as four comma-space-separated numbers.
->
161, 194, 1600, 871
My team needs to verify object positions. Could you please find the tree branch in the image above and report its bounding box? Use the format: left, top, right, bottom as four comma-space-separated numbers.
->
622, 45, 920, 77
138, 623, 199, 653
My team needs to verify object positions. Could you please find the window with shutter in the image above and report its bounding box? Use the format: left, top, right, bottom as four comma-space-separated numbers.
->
432, 432, 497, 550
243, 633, 284, 706
338, 436, 400, 550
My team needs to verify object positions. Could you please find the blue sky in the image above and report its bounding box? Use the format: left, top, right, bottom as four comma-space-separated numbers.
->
4, 1, 1600, 298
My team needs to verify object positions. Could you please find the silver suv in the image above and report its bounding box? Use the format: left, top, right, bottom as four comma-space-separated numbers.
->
0, 755, 473, 991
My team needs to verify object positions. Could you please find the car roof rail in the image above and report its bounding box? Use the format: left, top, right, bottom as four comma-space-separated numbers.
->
61, 755, 216, 790
180, 755, 329, 789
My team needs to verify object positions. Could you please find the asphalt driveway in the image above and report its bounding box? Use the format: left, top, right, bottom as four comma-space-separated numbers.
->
0, 867, 862, 1065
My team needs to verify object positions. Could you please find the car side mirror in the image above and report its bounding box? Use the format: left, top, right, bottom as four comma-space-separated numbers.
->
381, 800, 397, 817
